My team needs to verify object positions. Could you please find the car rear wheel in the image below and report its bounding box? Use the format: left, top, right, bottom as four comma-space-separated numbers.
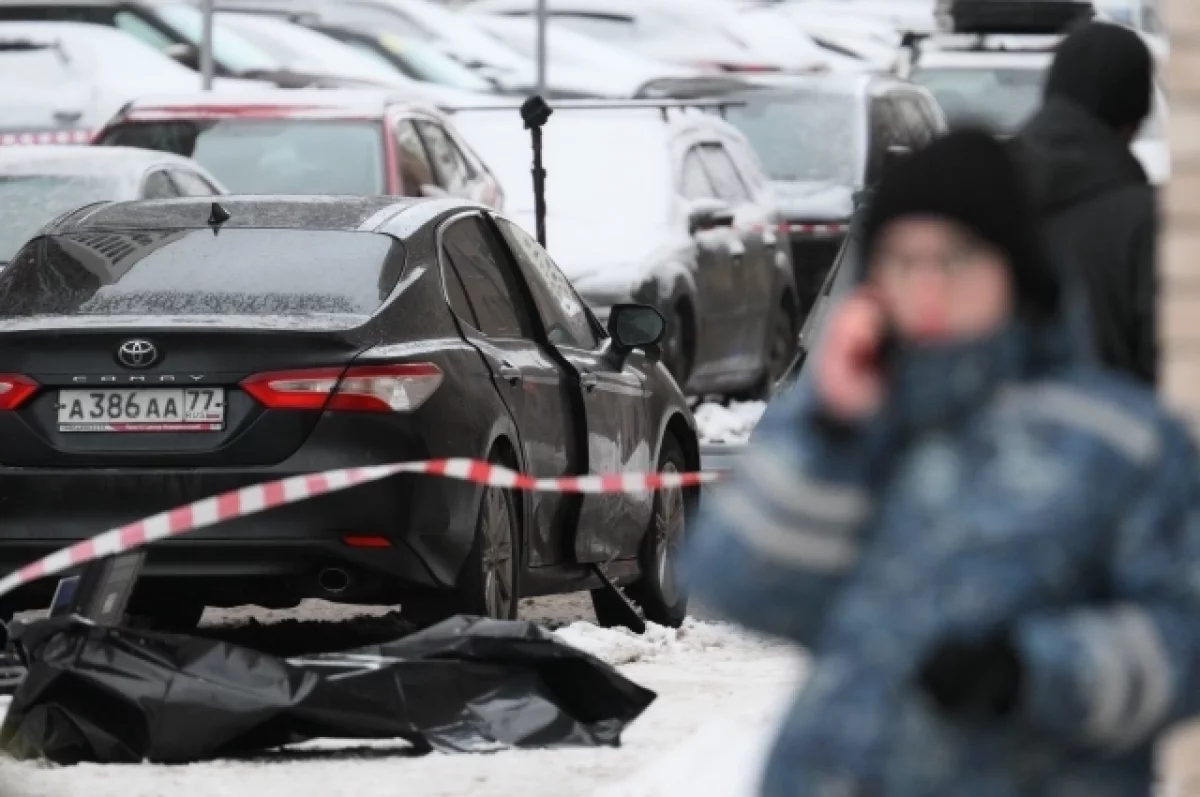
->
591, 435, 695, 629
459, 470, 521, 620
742, 300, 798, 400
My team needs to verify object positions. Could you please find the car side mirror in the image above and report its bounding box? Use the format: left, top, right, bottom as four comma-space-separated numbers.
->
164, 42, 201, 71
687, 198, 736, 235
607, 304, 666, 354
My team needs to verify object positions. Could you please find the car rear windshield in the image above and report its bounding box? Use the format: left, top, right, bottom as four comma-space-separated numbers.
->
909, 66, 1045, 135
0, 175, 123, 262
0, 228, 405, 321
724, 93, 860, 185
99, 120, 386, 195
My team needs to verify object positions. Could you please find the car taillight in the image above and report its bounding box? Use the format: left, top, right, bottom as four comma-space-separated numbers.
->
0, 374, 38, 410
241, 364, 443, 413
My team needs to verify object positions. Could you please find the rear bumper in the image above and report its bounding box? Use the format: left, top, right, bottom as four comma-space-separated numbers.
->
0, 421, 485, 612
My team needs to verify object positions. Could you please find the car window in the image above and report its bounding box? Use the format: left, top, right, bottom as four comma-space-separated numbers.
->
909, 66, 1045, 135
680, 148, 716, 200
0, 175, 122, 262
393, 119, 436, 198
441, 216, 528, 338
0, 229, 405, 319
724, 92, 860, 185
142, 171, 180, 199
698, 144, 750, 204
494, 216, 597, 349
101, 120, 386, 195
169, 169, 219, 197
415, 120, 473, 196
894, 94, 934, 149
867, 96, 903, 184
114, 10, 176, 49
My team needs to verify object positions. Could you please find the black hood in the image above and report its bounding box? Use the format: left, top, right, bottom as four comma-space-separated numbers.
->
1016, 98, 1148, 215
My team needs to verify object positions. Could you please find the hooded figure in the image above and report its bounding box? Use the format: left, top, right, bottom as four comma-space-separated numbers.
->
1013, 21, 1158, 385
687, 131, 1200, 797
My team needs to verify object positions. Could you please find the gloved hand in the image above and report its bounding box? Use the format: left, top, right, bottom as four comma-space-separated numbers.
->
916, 632, 1023, 720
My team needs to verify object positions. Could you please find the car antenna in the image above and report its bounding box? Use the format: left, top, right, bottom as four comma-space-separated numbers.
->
520, 95, 553, 249
208, 201, 231, 231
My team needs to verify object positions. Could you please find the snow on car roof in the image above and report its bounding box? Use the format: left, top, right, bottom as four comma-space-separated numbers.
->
915, 49, 1054, 69
0, 145, 206, 175
53, 195, 420, 233
117, 89, 444, 121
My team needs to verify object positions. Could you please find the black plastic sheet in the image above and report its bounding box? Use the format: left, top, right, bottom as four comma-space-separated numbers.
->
0, 615, 656, 765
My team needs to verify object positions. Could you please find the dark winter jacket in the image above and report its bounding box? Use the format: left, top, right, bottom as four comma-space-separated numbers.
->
1013, 98, 1159, 386
687, 315, 1200, 797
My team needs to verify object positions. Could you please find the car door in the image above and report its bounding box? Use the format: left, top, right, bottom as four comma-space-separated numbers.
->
696, 141, 771, 373
492, 214, 653, 563
439, 212, 579, 567
678, 144, 743, 377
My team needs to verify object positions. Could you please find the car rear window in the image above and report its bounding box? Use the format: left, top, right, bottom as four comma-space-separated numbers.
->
99, 120, 386, 195
724, 93, 860, 185
0, 228, 405, 320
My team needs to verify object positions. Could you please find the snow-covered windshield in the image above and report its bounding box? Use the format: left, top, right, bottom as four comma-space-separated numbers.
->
99, 120, 386, 195
372, 33, 494, 92
724, 93, 860, 184
455, 113, 671, 227
152, 5, 279, 73
0, 229, 404, 319
910, 65, 1045, 134
0, 175, 122, 262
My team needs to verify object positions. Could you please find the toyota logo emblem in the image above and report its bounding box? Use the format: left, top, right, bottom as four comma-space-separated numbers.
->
116, 339, 159, 369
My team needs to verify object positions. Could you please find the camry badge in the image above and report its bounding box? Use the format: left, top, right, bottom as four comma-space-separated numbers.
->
116, 339, 159, 369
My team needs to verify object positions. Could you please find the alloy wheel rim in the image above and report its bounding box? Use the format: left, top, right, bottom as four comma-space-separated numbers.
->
481, 487, 514, 619
654, 462, 687, 609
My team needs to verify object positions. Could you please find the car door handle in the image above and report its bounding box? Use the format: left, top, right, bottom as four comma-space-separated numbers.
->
498, 362, 522, 385
579, 371, 598, 391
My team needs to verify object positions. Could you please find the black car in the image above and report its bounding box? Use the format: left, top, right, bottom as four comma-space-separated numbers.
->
0, 195, 700, 630
719, 75, 946, 317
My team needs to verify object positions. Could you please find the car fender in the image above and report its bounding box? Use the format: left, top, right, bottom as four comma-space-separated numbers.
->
635, 259, 698, 318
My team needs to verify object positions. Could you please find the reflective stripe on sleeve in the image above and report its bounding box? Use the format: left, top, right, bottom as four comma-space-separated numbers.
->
712, 484, 860, 573
743, 445, 873, 527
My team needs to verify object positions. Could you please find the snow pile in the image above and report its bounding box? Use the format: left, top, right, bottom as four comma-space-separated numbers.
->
554, 617, 784, 667
694, 401, 767, 445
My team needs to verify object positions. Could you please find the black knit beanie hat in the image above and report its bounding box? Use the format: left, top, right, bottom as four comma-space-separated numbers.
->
1045, 22, 1153, 130
863, 130, 1060, 322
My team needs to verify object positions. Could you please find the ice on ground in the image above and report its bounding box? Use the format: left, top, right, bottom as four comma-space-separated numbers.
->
694, 400, 767, 445
0, 611, 806, 797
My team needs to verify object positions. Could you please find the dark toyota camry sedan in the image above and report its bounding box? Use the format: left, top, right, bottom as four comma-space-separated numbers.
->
0, 195, 700, 630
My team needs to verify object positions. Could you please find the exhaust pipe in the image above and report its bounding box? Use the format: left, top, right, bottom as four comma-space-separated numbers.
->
317, 568, 352, 595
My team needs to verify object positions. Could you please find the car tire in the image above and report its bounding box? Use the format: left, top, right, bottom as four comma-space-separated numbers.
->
663, 303, 694, 390
458, 459, 522, 621
591, 434, 696, 630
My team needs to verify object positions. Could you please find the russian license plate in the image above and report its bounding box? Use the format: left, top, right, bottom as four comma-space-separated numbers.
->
57, 388, 225, 433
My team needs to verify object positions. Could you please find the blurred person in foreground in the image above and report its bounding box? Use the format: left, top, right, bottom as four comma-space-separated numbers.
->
686, 130, 1200, 797
1013, 21, 1158, 386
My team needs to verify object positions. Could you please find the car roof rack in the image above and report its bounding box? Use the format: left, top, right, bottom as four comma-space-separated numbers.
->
940, 0, 1094, 35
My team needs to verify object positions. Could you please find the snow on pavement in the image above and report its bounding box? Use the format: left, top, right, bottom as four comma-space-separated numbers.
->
694, 401, 767, 445
0, 618, 806, 797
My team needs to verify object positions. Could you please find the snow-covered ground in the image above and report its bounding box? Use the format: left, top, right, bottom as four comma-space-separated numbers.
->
0, 611, 806, 797
693, 400, 767, 445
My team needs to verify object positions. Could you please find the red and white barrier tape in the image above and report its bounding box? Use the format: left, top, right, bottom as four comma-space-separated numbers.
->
0, 459, 723, 599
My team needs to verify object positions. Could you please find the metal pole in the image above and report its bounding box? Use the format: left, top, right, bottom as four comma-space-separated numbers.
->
535, 0, 547, 96
200, 0, 215, 91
